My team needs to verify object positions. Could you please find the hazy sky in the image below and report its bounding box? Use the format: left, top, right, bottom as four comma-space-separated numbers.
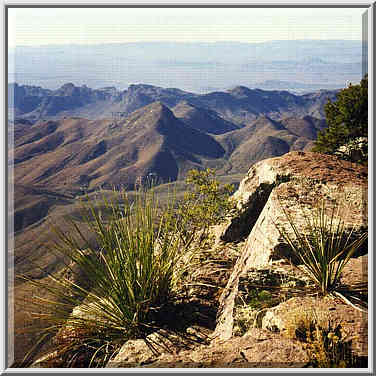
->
8, 7, 366, 48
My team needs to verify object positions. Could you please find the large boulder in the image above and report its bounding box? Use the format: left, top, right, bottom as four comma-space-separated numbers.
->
222, 150, 367, 243
213, 151, 367, 341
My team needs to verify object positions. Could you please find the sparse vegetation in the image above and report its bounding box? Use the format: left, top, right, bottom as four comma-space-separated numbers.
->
233, 266, 309, 336
17, 169, 237, 367
233, 289, 277, 336
14, 162, 368, 368
283, 305, 328, 341
232, 194, 367, 353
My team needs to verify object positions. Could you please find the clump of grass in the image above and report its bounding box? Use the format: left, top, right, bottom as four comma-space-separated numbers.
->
17, 189, 194, 367
282, 305, 328, 341
275, 198, 367, 308
305, 323, 350, 368
283, 306, 365, 367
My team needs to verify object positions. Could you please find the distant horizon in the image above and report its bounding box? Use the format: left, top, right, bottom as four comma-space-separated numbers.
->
8, 39, 363, 93
8, 38, 364, 49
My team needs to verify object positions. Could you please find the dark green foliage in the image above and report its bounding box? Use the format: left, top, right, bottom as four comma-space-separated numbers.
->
245, 289, 275, 310
313, 75, 368, 163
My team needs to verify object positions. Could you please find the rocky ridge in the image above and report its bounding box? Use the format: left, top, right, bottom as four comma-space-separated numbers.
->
30, 151, 368, 368
214, 151, 367, 343
10, 82, 337, 124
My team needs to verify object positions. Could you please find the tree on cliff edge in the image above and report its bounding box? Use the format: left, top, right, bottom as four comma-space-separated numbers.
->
313, 74, 368, 164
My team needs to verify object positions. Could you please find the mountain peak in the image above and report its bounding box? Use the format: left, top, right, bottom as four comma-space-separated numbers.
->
145, 101, 174, 118
125, 101, 177, 131
147, 100, 166, 110
175, 100, 195, 108
172, 100, 239, 135
228, 86, 254, 98
56, 82, 81, 96
61, 82, 76, 89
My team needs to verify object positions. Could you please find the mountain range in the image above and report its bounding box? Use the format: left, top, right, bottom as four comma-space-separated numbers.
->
11, 82, 334, 229
9, 82, 337, 124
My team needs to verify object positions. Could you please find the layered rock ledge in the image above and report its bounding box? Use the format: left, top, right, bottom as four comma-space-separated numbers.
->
213, 151, 367, 341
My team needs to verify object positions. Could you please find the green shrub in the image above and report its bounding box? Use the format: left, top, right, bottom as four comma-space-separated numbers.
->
176, 168, 236, 246
18, 189, 193, 367
312, 75, 368, 164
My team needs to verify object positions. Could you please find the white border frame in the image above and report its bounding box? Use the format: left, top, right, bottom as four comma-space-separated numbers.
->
2, 1, 374, 374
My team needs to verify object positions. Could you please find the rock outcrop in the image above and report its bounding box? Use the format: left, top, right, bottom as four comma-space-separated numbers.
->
28, 151, 368, 368
214, 151, 367, 341
107, 328, 310, 368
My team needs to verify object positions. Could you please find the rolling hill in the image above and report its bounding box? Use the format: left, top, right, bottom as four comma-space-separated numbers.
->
214, 115, 325, 173
172, 101, 239, 135
10, 82, 335, 261
11, 102, 330, 237
13, 102, 226, 197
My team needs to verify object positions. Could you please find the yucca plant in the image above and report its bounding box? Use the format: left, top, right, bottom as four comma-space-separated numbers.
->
17, 188, 193, 367
275, 198, 367, 308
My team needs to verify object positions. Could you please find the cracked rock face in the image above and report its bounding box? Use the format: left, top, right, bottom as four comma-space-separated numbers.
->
214, 151, 367, 341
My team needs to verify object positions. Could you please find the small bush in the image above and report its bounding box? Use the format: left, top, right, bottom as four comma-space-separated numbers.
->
305, 323, 349, 368
176, 168, 236, 246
